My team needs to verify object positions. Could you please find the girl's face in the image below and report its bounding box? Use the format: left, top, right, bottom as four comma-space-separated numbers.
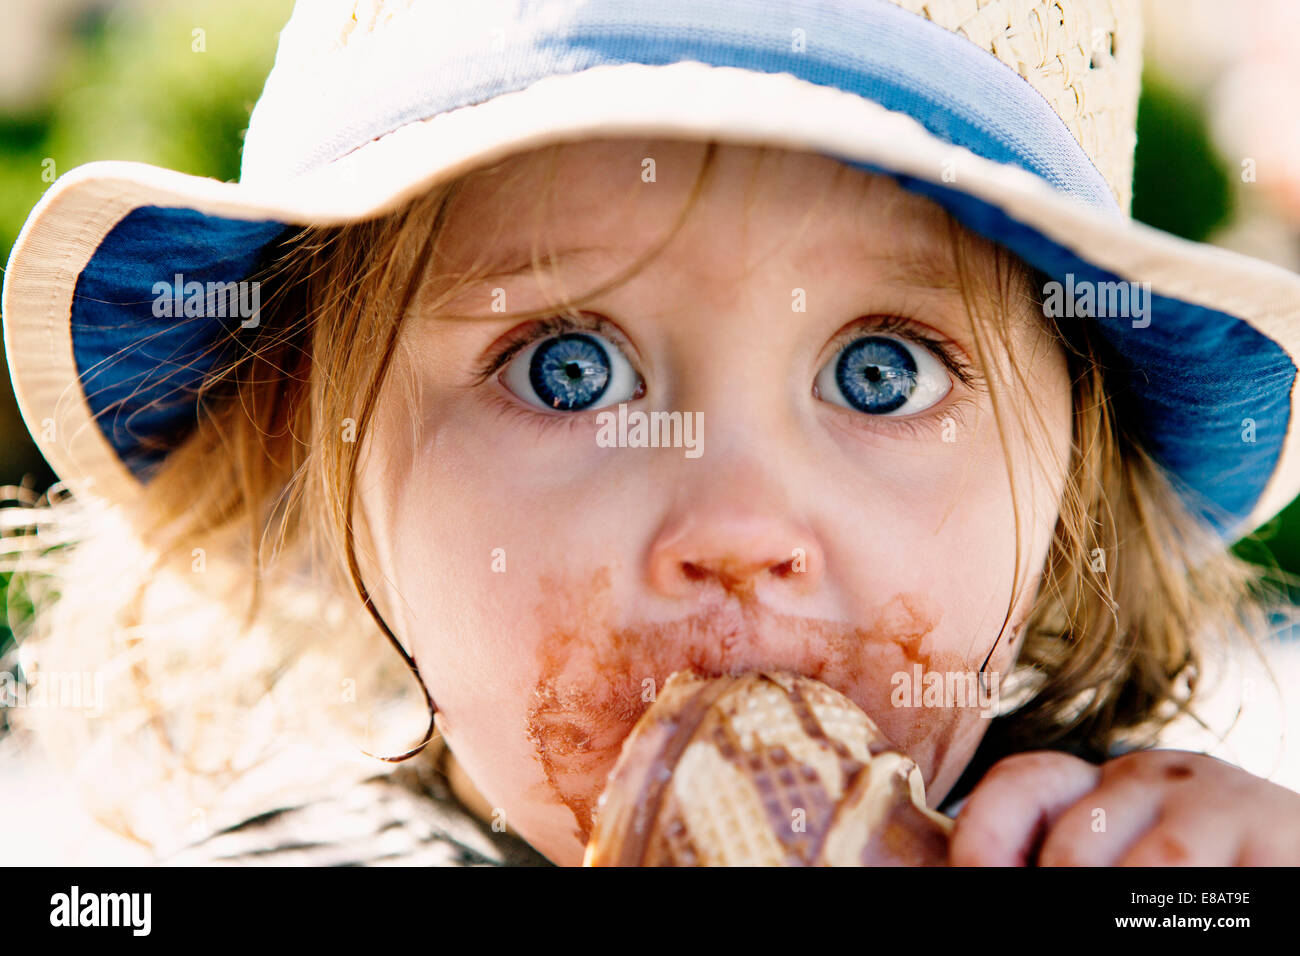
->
355, 139, 1073, 865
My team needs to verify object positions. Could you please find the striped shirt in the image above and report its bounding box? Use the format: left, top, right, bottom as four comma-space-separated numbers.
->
159, 745, 552, 867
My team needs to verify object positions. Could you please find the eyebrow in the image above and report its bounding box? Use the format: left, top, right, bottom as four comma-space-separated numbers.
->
823, 209, 966, 293
454, 245, 621, 285
420, 244, 623, 316
435, 215, 977, 318
455, 242, 964, 295
873, 246, 964, 294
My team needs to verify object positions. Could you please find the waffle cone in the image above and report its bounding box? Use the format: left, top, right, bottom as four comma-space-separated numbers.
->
584, 671, 953, 866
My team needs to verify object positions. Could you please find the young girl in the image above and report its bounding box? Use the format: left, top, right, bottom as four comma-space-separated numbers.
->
5, 0, 1300, 867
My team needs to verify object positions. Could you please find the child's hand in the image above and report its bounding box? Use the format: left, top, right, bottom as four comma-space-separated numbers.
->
949, 749, 1300, 865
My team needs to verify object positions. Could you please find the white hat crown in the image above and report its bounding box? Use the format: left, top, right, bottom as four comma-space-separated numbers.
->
244, 0, 1143, 210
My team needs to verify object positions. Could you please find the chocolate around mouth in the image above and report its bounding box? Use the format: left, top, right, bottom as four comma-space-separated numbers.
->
524, 566, 948, 845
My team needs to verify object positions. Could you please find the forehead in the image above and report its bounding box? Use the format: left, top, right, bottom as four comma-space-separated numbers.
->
431, 138, 967, 293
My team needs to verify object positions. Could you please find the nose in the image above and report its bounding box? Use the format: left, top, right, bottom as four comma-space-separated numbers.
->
645, 470, 825, 601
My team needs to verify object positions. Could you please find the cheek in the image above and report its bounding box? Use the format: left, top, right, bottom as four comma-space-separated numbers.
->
815, 429, 1057, 792
370, 436, 630, 848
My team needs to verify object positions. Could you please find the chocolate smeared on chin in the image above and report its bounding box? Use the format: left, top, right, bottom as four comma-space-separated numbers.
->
583, 671, 953, 866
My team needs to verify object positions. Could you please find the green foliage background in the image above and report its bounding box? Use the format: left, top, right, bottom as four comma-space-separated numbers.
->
0, 0, 292, 664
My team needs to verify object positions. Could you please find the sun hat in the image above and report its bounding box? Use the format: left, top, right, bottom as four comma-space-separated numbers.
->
4, 0, 1300, 542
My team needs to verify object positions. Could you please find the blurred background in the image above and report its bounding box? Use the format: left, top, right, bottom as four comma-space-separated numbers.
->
2, 1, 1300, 853
0, 0, 293, 665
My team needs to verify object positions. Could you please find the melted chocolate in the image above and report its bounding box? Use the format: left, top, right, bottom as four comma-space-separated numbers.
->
526, 563, 968, 843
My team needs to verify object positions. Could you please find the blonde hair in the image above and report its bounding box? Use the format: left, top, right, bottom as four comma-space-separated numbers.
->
2, 140, 1290, 853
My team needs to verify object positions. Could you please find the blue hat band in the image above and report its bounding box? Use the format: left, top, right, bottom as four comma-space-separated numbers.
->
243, 0, 1119, 213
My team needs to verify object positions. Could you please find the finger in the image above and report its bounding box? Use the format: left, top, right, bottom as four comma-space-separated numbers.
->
1037, 771, 1162, 866
950, 751, 1101, 866
1118, 807, 1242, 866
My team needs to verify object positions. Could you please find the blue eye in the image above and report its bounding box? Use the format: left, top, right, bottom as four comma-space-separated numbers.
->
502, 330, 641, 411
815, 334, 951, 416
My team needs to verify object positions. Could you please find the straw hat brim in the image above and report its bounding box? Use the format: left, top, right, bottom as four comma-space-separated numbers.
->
4, 61, 1298, 539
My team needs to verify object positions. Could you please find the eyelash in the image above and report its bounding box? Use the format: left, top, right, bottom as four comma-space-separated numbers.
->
839, 392, 979, 441
470, 311, 615, 386
471, 310, 984, 432
829, 313, 981, 389
479, 385, 605, 437
815, 313, 984, 440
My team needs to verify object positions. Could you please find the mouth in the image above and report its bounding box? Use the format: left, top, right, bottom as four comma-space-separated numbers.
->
524, 569, 946, 844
